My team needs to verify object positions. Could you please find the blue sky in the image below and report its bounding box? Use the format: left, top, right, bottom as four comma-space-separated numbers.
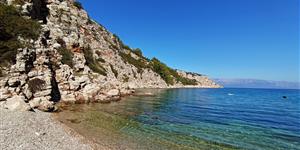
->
79, 0, 299, 82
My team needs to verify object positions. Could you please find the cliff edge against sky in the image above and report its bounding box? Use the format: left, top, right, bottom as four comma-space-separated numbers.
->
0, 0, 221, 112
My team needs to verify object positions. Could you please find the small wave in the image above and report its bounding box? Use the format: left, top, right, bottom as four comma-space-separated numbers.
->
228, 93, 234, 96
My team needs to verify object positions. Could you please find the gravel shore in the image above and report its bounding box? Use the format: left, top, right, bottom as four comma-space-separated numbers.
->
0, 108, 93, 150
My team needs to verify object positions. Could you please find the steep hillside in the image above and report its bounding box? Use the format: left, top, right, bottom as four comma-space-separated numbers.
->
0, 0, 221, 111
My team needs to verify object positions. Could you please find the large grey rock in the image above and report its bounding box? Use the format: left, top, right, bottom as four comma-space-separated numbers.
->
4, 96, 31, 111
106, 89, 120, 97
38, 100, 56, 112
0, 88, 11, 101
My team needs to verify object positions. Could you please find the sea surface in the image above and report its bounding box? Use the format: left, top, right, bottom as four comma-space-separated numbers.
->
55, 88, 300, 150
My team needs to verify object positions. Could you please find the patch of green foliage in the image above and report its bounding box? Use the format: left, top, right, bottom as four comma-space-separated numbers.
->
169, 69, 198, 85
83, 46, 107, 76
131, 48, 143, 57
97, 57, 106, 63
58, 47, 74, 68
28, 78, 46, 93
150, 58, 198, 85
123, 75, 129, 82
12, 0, 25, 5
150, 58, 174, 85
110, 64, 118, 78
95, 51, 106, 63
56, 38, 73, 68
112, 33, 197, 86
113, 34, 131, 50
0, 69, 3, 77
119, 52, 148, 73
0, 4, 41, 67
73, 1, 83, 10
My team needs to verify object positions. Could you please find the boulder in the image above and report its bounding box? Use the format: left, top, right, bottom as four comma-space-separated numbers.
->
4, 96, 31, 111
0, 88, 11, 101
106, 89, 120, 97
34, 89, 52, 97
38, 100, 56, 112
61, 93, 76, 103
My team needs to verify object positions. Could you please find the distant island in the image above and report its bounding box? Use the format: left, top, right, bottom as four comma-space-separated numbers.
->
215, 78, 300, 89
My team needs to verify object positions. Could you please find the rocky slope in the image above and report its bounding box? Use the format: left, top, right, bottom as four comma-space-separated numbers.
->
0, 0, 221, 112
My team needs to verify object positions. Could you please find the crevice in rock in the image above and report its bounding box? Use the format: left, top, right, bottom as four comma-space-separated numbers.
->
50, 73, 61, 102
30, 0, 49, 24
25, 52, 36, 74
47, 61, 61, 102
45, 54, 61, 102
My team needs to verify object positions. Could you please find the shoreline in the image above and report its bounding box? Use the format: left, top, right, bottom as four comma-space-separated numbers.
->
0, 108, 95, 150
0, 88, 221, 150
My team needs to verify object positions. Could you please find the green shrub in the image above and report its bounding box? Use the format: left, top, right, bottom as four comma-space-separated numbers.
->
120, 52, 148, 73
123, 75, 129, 82
0, 4, 41, 66
97, 57, 106, 63
0, 69, 3, 77
168, 69, 198, 85
131, 48, 143, 57
150, 58, 174, 85
110, 64, 118, 78
150, 58, 197, 85
113, 34, 131, 50
58, 47, 73, 68
28, 78, 46, 93
95, 51, 106, 63
83, 46, 107, 76
73, 1, 83, 9
12, 0, 25, 5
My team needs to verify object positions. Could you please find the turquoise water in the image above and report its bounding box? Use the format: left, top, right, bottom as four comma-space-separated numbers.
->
57, 88, 300, 149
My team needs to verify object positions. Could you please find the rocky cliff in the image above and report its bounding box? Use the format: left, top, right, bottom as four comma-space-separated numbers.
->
0, 0, 221, 111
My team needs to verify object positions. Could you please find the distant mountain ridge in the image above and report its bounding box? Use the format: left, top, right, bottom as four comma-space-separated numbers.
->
214, 78, 300, 89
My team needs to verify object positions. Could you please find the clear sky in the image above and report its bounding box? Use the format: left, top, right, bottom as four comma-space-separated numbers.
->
79, 0, 299, 82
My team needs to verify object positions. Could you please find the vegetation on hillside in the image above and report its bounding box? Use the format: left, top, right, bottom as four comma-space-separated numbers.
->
0, 69, 3, 77
58, 47, 74, 68
150, 58, 198, 85
28, 78, 46, 93
132, 48, 143, 57
110, 64, 118, 78
119, 52, 149, 73
83, 46, 107, 76
150, 58, 175, 85
0, 3, 41, 74
113, 33, 198, 85
73, 1, 83, 10
12, 0, 25, 5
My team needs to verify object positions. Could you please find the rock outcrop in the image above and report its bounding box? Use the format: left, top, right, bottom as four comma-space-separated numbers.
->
0, 0, 221, 111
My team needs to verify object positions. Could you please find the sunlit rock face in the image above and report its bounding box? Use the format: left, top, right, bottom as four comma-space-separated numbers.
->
0, 0, 221, 111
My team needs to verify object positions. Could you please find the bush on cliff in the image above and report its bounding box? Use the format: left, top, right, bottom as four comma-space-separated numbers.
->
28, 78, 46, 93
150, 58, 174, 85
83, 46, 107, 76
0, 69, 3, 77
58, 47, 74, 68
0, 4, 41, 67
73, 1, 83, 10
120, 52, 148, 73
110, 64, 118, 78
132, 48, 143, 57
150, 58, 198, 85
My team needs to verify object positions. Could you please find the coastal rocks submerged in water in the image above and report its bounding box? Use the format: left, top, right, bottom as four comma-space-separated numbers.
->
0, 0, 221, 112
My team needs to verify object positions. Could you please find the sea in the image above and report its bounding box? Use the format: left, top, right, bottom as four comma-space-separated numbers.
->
55, 88, 300, 150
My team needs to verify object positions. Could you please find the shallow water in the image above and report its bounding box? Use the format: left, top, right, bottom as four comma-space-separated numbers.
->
55, 88, 300, 150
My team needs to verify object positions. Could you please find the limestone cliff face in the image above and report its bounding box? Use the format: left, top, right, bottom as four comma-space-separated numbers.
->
0, 0, 221, 111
